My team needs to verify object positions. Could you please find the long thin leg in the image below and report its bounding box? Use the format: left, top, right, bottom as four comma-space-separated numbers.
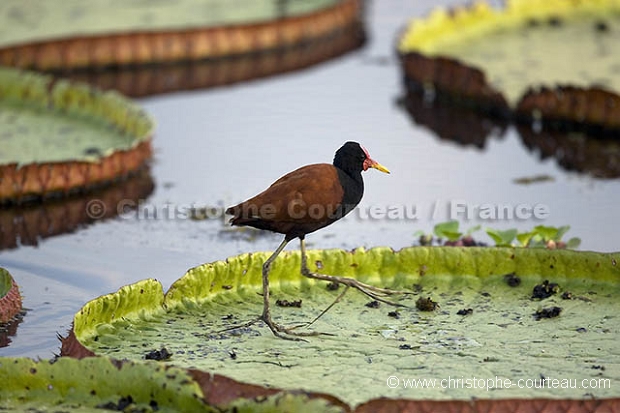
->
295, 285, 350, 330
260, 237, 320, 340
216, 239, 288, 335
300, 238, 408, 307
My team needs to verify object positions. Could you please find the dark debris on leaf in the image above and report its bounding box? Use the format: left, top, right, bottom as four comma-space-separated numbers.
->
326, 281, 340, 291
416, 297, 439, 311
365, 300, 380, 309
399, 344, 413, 350
144, 347, 172, 361
504, 272, 521, 287
594, 20, 609, 32
534, 306, 562, 320
443, 236, 486, 247
457, 308, 473, 316
532, 280, 559, 300
387, 311, 400, 319
276, 299, 302, 308
97, 395, 134, 411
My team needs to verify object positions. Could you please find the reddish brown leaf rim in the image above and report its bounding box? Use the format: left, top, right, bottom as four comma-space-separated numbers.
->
0, 140, 152, 205
0, 277, 21, 324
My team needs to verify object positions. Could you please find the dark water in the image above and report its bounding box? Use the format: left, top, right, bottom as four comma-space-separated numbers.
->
1, 0, 620, 358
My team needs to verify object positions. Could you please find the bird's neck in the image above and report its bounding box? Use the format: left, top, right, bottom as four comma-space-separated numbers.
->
335, 168, 364, 217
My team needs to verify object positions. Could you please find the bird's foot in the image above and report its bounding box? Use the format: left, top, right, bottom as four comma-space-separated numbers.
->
342, 279, 408, 306
304, 270, 410, 307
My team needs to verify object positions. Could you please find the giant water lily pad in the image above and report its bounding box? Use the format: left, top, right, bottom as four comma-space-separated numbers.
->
63, 247, 620, 408
398, 0, 620, 133
0, 0, 361, 70
0, 67, 153, 203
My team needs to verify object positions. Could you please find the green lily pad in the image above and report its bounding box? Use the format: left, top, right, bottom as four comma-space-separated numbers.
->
0, 267, 21, 324
0, 66, 153, 203
0, 0, 338, 48
0, 67, 152, 165
399, 0, 620, 106
65, 247, 620, 406
0, 0, 359, 70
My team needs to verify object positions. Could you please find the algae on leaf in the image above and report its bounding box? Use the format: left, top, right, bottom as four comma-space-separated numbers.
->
66, 247, 620, 405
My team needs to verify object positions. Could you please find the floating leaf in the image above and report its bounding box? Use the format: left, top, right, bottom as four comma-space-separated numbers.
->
63, 247, 620, 405
398, 0, 620, 132
0, 0, 357, 70
0, 67, 154, 203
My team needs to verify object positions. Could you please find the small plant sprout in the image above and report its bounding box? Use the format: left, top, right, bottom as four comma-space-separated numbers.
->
415, 221, 580, 249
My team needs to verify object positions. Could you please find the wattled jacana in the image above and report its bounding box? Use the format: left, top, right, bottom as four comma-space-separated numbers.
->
226, 142, 403, 339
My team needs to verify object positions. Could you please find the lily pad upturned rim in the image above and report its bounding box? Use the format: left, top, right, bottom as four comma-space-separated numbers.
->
0, 0, 362, 71
0, 66, 154, 204
397, 0, 620, 134
0, 267, 22, 324
61, 246, 620, 412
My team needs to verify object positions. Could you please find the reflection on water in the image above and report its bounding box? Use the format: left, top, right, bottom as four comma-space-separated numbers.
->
399, 91, 507, 149
400, 90, 620, 178
50, 25, 364, 98
519, 126, 620, 179
0, 169, 154, 251
0, 310, 25, 348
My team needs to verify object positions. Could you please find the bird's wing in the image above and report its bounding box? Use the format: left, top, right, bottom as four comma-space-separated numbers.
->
229, 163, 344, 224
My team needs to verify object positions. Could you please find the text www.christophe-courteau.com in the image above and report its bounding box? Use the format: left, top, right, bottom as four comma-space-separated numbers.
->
386, 375, 612, 391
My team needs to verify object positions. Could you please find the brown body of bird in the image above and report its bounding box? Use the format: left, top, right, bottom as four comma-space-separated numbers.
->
226, 141, 402, 340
